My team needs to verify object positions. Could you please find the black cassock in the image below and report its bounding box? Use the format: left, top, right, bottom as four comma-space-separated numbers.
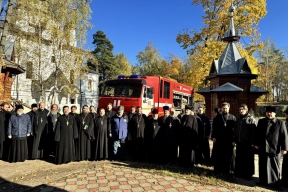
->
0, 111, 11, 160
282, 120, 288, 187
211, 113, 236, 174
75, 113, 94, 161
196, 114, 211, 165
179, 114, 198, 167
93, 115, 110, 160
234, 113, 257, 180
163, 116, 180, 164
90, 112, 98, 119
254, 117, 288, 185
0, 114, 4, 159
144, 117, 163, 163
27, 111, 36, 159
105, 110, 116, 159
54, 114, 78, 164
129, 113, 147, 161
32, 109, 49, 159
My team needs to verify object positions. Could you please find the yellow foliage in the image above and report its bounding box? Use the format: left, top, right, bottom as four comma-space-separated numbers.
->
115, 53, 132, 76
177, 0, 267, 101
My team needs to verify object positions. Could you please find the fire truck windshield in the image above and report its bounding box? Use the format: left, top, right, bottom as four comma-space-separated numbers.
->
102, 84, 142, 98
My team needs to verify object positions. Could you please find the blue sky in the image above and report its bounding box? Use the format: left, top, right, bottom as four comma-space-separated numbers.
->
85, 0, 288, 65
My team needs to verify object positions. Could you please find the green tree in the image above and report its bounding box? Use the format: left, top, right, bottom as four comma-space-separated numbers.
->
115, 53, 132, 76
255, 38, 287, 102
92, 30, 118, 80
136, 42, 164, 76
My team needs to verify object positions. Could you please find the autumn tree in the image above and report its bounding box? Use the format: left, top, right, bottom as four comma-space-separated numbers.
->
115, 53, 132, 76
254, 38, 287, 102
92, 30, 118, 80
135, 42, 164, 76
7, 0, 93, 102
176, 0, 267, 99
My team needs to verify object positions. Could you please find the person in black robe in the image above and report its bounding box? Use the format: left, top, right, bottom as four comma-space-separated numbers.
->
177, 108, 185, 120
0, 102, 12, 160
211, 102, 236, 174
7, 105, 32, 162
157, 106, 170, 164
254, 106, 288, 190
163, 107, 180, 165
196, 106, 211, 165
27, 103, 38, 159
105, 103, 116, 160
129, 106, 147, 161
69, 105, 79, 118
178, 105, 198, 168
144, 108, 163, 163
47, 104, 61, 157
89, 106, 98, 119
127, 106, 136, 156
54, 106, 78, 164
281, 108, 288, 188
75, 105, 94, 161
93, 108, 110, 160
233, 104, 257, 180
32, 102, 49, 159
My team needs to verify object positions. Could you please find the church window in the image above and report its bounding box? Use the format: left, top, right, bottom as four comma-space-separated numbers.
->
51, 56, 56, 63
88, 79, 92, 91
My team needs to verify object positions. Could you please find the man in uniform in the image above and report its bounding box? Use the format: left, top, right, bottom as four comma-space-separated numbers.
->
110, 106, 128, 161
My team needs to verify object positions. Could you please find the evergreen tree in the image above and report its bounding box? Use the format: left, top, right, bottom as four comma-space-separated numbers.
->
92, 30, 118, 80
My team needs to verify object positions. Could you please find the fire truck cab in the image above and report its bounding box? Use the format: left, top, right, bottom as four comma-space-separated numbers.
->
98, 75, 194, 116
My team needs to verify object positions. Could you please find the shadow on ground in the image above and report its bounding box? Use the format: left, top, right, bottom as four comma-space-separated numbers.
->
0, 177, 66, 192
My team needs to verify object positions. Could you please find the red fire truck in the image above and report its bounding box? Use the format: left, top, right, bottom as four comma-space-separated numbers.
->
98, 75, 194, 116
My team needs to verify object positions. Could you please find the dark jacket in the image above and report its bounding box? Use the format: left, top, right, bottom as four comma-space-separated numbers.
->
254, 117, 288, 155
110, 114, 128, 140
234, 113, 257, 144
8, 114, 32, 138
27, 111, 36, 124
197, 113, 211, 138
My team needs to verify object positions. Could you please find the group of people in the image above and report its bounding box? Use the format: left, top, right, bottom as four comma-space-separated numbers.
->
1, 101, 288, 190
212, 103, 288, 190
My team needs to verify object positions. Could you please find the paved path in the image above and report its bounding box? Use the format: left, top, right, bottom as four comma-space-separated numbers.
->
28, 161, 276, 192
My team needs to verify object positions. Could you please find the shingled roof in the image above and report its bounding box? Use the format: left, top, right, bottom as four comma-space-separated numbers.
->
209, 2, 252, 75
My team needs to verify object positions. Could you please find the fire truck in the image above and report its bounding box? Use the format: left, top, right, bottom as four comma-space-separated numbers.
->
98, 75, 194, 116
